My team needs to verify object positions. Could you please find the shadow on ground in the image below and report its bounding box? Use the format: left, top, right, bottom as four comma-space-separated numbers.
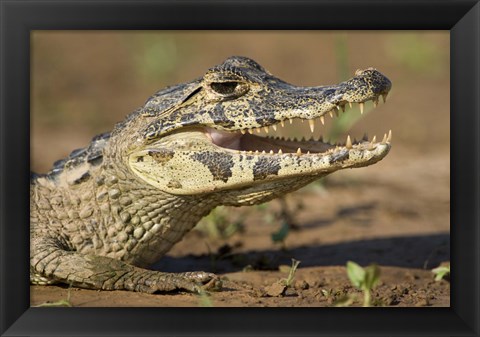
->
154, 233, 450, 274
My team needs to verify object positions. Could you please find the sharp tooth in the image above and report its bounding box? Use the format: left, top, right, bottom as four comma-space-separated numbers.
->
262, 150, 266, 154
264, 127, 269, 133
340, 104, 346, 112
381, 133, 387, 144
362, 133, 369, 141
307, 151, 311, 155
280, 120, 285, 127
346, 135, 352, 149
272, 124, 277, 131
308, 119, 315, 133
289, 118, 293, 124
372, 135, 377, 143
256, 128, 261, 133
329, 111, 334, 118
382, 93, 388, 103
320, 116, 325, 125
296, 148, 302, 155
387, 129, 392, 143
241, 129, 246, 135
348, 102, 352, 108
373, 97, 379, 108
248, 151, 253, 154
248, 129, 253, 134
278, 149, 283, 154
359, 102, 364, 114
269, 150, 274, 154
255, 150, 259, 154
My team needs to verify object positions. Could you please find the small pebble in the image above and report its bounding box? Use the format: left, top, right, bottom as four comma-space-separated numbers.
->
265, 282, 286, 297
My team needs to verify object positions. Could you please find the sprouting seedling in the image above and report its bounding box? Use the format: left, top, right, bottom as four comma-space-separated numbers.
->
346, 261, 380, 307
281, 258, 301, 287
197, 288, 214, 307
432, 263, 450, 281
35, 282, 73, 307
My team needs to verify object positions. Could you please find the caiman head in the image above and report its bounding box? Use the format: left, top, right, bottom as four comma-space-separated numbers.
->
112, 56, 392, 205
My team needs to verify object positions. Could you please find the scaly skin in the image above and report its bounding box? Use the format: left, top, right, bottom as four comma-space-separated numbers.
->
30, 56, 392, 293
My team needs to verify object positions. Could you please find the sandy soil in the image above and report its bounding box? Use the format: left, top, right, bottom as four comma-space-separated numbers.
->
29, 31, 450, 307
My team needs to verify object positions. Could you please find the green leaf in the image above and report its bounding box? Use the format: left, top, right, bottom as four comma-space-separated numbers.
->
346, 261, 366, 289
363, 264, 381, 290
271, 221, 290, 243
432, 264, 450, 281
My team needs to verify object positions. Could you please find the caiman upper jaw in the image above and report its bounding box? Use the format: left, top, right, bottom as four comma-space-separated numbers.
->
203, 80, 392, 156
201, 66, 392, 156
141, 64, 392, 141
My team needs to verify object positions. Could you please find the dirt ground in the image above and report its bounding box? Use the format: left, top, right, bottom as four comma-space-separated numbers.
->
30, 31, 450, 307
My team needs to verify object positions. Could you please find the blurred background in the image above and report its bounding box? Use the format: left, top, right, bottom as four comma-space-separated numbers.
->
31, 31, 449, 172
30, 31, 450, 268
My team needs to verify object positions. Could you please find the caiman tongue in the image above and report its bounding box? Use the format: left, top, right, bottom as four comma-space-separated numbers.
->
207, 128, 242, 150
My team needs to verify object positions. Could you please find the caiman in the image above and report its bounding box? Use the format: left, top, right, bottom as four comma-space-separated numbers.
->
30, 56, 392, 293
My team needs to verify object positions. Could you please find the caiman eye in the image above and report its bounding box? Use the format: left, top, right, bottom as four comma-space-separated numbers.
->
210, 81, 239, 95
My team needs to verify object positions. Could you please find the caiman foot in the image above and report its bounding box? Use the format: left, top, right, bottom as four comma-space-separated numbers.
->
30, 244, 223, 294
179, 271, 223, 292
135, 271, 223, 294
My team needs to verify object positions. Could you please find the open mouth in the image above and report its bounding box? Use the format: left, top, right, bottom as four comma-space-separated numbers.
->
205, 95, 391, 156
130, 61, 392, 195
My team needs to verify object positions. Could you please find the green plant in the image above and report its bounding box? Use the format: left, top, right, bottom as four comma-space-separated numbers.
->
197, 288, 214, 307
346, 261, 381, 307
432, 263, 450, 281
280, 258, 301, 287
270, 196, 305, 246
196, 206, 245, 240
35, 284, 73, 307
271, 221, 290, 248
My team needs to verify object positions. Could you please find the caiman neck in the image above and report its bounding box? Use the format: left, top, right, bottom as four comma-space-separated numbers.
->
88, 159, 219, 266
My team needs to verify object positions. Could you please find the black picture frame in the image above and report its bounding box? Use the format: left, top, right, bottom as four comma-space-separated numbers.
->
1, 1, 478, 336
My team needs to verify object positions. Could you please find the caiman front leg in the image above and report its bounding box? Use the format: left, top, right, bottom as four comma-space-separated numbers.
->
30, 239, 221, 293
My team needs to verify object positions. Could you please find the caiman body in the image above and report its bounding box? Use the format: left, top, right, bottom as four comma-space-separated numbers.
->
31, 56, 392, 293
